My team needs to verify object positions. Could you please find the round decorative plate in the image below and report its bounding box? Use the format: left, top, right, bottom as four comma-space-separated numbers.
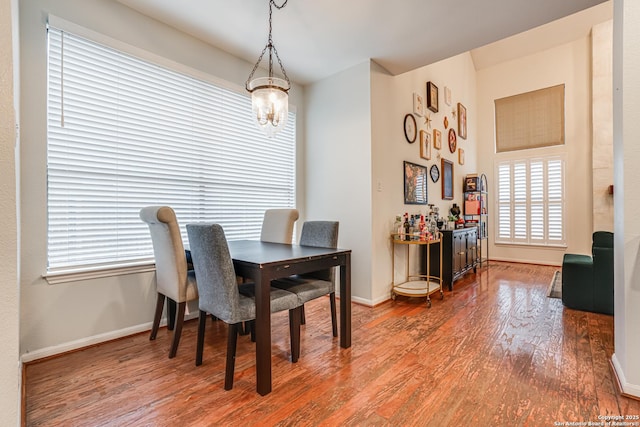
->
404, 114, 417, 143
430, 164, 440, 182
448, 128, 457, 153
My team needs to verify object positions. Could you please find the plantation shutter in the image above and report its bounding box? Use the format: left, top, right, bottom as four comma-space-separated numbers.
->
495, 157, 565, 246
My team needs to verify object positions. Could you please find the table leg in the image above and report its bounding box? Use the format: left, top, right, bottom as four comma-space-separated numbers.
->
340, 252, 352, 348
253, 269, 272, 396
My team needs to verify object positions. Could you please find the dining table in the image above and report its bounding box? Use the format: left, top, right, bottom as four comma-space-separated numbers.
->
226, 240, 352, 396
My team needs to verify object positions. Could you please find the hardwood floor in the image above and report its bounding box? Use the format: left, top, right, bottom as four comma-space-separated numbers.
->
24, 262, 640, 426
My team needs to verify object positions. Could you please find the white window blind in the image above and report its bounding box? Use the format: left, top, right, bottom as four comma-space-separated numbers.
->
46, 26, 296, 273
495, 157, 565, 246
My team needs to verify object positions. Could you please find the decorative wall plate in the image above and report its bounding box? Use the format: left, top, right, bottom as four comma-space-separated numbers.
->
430, 164, 440, 182
404, 114, 417, 143
448, 128, 457, 153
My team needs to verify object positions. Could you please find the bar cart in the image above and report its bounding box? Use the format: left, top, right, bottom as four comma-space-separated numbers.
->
390, 231, 443, 307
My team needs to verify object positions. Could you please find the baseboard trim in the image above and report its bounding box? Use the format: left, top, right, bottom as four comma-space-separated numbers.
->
351, 295, 375, 307
489, 257, 562, 267
21, 312, 199, 364
611, 354, 640, 400
21, 359, 25, 427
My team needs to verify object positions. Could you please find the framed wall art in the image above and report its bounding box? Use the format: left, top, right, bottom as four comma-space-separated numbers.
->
426, 81, 438, 113
420, 130, 431, 160
458, 102, 467, 139
458, 148, 465, 165
444, 86, 452, 106
441, 158, 454, 200
404, 161, 428, 205
404, 113, 417, 143
413, 92, 424, 117
433, 129, 442, 150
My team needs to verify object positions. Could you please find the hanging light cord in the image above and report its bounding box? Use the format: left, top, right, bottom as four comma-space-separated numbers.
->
245, 0, 291, 91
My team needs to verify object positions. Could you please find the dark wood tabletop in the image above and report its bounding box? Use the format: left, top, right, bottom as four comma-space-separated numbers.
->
226, 240, 352, 396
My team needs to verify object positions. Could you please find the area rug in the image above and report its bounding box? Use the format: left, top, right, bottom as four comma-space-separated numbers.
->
547, 270, 562, 299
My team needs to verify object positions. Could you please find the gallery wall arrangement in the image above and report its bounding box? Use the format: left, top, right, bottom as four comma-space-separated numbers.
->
403, 80, 469, 206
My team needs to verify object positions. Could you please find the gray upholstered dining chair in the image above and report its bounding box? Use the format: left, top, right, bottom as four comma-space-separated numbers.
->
273, 221, 339, 337
140, 206, 198, 358
186, 223, 303, 390
260, 208, 299, 244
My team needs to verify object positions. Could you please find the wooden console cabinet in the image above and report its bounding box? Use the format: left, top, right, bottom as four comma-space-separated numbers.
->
423, 227, 478, 291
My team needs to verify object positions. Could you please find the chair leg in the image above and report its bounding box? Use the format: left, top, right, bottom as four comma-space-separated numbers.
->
150, 293, 165, 341
301, 304, 306, 325
167, 298, 177, 331
196, 310, 207, 366
225, 323, 240, 390
239, 321, 250, 336
168, 301, 186, 359
330, 292, 338, 337
289, 306, 302, 363
249, 320, 256, 343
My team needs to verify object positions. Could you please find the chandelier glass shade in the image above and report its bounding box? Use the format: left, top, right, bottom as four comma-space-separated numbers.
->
248, 77, 289, 137
246, 0, 291, 137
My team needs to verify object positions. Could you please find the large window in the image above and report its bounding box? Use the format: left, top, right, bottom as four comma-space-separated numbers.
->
495, 157, 565, 246
46, 23, 296, 277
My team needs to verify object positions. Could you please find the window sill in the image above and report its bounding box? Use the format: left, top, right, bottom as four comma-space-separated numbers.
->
494, 241, 567, 250
44, 262, 156, 285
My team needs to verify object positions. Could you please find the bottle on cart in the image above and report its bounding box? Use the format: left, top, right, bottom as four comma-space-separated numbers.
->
394, 215, 402, 237
409, 215, 415, 239
403, 213, 410, 241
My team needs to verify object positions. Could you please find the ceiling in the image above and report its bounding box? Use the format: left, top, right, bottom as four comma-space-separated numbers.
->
116, 0, 610, 85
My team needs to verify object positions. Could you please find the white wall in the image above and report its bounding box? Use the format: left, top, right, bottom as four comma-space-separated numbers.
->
370, 60, 396, 304
305, 53, 478, 306
370, 53, 478, 304
592, 20, 614, 232
476, 37, 594, 265
612, 0, 640, 399
0, 0, 20, 423
304, 60, 373, 302
19, 0, 305, 357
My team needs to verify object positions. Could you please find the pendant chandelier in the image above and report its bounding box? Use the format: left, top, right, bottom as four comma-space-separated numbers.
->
245, 0, 291, 138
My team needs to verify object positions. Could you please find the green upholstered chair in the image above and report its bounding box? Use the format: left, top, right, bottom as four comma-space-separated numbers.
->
561, 231, 614, 315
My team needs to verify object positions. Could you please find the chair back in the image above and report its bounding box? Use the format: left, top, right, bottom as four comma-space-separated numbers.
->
592, 231, 614, 270
299, 221, 339, 281
186, 223, 248, 324
260, 208, 299, 244
592, 231, 614, 314
140, 206, 191, 302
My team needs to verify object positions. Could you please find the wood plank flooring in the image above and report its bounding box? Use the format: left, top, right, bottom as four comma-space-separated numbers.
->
24, 262, 640, 426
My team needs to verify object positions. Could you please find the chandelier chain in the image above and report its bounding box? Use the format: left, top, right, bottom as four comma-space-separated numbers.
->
245, 0, 290, 91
